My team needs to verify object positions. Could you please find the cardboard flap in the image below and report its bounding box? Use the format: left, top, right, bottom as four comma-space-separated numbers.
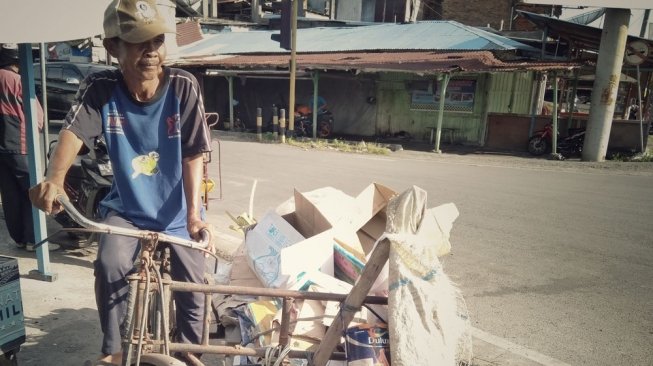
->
290, 189, 333, 237
303, 187, 357, 226
429, 202, 459, 237
418, 203, 459, 257
350, 183, 397, 230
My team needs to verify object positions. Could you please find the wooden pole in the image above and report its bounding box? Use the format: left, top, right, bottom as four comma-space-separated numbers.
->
312, 238, 391, 366
288, 0, 298, 137
279, 297, 292, 346
312, 72, 319, 139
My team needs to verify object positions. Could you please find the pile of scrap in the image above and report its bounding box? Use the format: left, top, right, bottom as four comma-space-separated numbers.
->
214, 183, 471, 366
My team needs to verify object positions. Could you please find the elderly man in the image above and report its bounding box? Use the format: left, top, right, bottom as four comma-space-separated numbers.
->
29, 0, 213, 364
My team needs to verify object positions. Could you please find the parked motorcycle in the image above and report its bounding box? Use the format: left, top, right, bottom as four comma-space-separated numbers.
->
49, 136, 113, 246
528, 123, 585, 158
294, 108, 334, 138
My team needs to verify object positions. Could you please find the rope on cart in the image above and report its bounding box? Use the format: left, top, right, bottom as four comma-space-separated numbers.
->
339, 303, 363, 334
263, 344, 292, 366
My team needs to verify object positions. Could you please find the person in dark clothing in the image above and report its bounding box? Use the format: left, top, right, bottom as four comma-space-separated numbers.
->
0, 43, 56, 251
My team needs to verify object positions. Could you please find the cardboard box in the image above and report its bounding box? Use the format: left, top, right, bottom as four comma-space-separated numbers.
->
0, 256, 25, 354
278, 186, 358, 226
245, 190, 335, 289
291, 270, 368, 327
332, 183, 397, 287
245, 209, 306, 288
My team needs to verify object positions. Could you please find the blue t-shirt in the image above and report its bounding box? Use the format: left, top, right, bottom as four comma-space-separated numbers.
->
63, 67, 211, 238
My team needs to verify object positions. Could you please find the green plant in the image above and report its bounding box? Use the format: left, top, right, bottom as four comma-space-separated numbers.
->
633, 151, 653, 162
285, 137, 390, 155
608, 150, 653, 162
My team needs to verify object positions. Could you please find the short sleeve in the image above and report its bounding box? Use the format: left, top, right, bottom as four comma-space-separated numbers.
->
63, 71, 116, 151
174, 69, 211, 158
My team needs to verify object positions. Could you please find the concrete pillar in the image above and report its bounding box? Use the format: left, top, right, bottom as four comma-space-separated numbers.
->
251, 0, 261, 24
433, 73, 450, 153
582, 8, 630, 162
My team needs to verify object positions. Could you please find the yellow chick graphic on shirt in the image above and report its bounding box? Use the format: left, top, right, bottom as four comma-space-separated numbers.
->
131, 151, 160, 179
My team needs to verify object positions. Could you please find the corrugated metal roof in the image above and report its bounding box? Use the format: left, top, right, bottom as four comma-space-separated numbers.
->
174, 51, 577, 73
518, 10, 653, 56
178, 21, 537, 57
176, 21, 203, 47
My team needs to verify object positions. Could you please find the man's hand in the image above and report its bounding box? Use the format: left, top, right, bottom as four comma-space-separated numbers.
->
29, 181, 67, 215
188, 218, 215, 256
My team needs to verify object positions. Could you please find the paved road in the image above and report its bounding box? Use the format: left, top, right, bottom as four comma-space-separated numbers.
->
206, 133, 653, 366
10, 127, 652, 365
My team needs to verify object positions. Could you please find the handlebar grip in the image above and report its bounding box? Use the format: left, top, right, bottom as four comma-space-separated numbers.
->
55, 194, 74, 213
55, 194, 67, 205
198, 228, 211, 248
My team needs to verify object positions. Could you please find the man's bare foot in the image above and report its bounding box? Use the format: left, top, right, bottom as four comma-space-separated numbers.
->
98, 352, 122, 365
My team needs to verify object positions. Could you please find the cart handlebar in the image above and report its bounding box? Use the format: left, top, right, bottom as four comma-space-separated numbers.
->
55, 195, 211, 251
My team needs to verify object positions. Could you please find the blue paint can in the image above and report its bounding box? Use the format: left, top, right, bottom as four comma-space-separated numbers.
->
345, 324, 391, 365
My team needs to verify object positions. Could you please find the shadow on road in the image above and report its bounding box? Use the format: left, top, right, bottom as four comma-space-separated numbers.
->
19, 307, 100, 365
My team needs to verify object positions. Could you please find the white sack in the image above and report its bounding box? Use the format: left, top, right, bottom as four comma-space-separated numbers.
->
385, 186, 472, 366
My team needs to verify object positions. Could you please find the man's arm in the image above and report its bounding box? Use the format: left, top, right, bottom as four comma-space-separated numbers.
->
182, 152, 208, 239
29, 129, 84, 214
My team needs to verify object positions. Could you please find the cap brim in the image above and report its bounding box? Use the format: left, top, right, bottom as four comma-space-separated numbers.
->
119, 22, 176, 43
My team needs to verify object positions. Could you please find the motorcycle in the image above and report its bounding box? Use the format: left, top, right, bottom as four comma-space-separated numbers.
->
528, 123, 585, 159
294, 107, 334, 138
49, 136, 113, 247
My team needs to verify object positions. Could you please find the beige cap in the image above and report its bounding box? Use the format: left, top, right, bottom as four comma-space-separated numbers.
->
103, 0, 175, 43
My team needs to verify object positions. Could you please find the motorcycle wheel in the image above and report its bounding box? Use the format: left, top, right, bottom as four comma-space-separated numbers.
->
318, 119, 333, 138
528, 136, 549, 156
296, 125, 307, 137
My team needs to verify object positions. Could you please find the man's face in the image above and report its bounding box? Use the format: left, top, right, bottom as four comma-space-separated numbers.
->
109, 34, 167, 82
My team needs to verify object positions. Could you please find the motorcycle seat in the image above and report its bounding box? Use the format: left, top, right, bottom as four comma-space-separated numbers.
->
81, 158, 97, 171
567, 128, 585, 137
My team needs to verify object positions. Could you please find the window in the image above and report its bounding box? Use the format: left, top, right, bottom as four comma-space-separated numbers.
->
62, 66, 81, 81
46, 66, 63, 82
33, 66, 41, 79
410, 79, 477, 113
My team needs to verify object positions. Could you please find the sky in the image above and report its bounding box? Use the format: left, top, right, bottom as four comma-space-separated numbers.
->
561, 7, 652, 38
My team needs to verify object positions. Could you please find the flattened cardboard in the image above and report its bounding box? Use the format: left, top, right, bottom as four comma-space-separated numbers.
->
229, 253, 264, 288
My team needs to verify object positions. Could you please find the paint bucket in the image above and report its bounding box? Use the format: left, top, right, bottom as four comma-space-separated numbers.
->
345, 324, 391, 366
